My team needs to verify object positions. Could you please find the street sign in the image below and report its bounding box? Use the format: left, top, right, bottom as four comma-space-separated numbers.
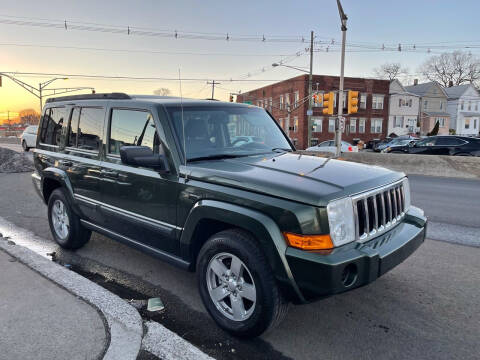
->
307, 109, 313, 116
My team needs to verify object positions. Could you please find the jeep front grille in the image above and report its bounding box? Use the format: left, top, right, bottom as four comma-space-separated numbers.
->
352, 180, 407, 242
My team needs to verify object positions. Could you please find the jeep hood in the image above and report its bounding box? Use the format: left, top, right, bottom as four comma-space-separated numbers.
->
185, 153, 404, 207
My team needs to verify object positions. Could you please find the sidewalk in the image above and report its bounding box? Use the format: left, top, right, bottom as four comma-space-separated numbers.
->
0, 248, 107, 360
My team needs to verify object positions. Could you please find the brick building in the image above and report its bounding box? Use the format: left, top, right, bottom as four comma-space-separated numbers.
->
237, 74, 390, 149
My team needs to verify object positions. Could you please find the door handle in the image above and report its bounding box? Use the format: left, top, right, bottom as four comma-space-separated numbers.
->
59, 160, 73, 167
101, 170, 119, 178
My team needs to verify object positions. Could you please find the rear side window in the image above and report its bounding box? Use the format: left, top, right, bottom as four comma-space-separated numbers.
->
108, 109, 157, 155
73, 107, 104, 152
436, 137, 466, 146
39, 107, 66, 146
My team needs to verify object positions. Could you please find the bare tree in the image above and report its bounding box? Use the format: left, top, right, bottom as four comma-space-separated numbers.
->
153, 88, 171, 96
373, 63, 408, 80
419, 51, 480, 87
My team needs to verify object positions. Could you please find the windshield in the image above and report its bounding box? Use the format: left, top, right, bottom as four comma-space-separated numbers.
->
166, 105, 292, 161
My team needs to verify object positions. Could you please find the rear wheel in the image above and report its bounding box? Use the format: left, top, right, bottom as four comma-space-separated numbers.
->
197, 229, 288, 338
22, 140, 29, 152
48, 188, 91, 249
455, 153, 472, 156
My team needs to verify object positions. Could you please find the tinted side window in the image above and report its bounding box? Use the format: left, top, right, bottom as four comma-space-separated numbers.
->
67, 108, 81, 147
109, 109, 157, 155
436, 137, 465, 146
39, 107, 66, 145
77, 107, 104, 152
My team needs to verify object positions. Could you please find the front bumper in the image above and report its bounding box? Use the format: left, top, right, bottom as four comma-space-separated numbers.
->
286, 207, 427, 302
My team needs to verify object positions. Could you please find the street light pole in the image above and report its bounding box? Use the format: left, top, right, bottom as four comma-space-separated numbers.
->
335, 0, 348, 157
0, 72, 93, 113
307, 31, 314, 148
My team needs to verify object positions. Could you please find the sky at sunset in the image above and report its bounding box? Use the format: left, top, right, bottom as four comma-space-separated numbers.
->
1, 0, 479, 116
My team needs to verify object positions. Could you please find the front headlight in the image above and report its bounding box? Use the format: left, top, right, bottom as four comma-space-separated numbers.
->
402, 177, 411, 210
327, 197, 355, 247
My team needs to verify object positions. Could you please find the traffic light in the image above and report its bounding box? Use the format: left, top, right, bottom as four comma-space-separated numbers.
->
322, 92, 334, 115
229, 95, 234, 102
347, 90, 359, 114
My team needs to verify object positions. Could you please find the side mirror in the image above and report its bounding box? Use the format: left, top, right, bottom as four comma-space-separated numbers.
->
120, 146, 169, 173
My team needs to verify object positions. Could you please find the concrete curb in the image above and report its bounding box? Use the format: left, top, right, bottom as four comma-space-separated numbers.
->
0, 236, 143, 360
142, 321, 214, 360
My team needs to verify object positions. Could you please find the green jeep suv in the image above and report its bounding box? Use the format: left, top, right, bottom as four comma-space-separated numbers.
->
32, 93, 427, 337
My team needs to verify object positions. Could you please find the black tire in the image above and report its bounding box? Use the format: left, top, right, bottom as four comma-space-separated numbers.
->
47, 188, 91, 250
197, 229, 289, 338
390, 151, 404, 154
455, 153, 472, 156
22, 140, 29, 152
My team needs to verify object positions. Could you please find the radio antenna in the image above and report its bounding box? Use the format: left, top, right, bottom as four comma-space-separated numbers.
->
179, 68, 188, 182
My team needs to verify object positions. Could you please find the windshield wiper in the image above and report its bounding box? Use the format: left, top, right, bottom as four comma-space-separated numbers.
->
271, 147, 293, 153
187, 154, 247, 163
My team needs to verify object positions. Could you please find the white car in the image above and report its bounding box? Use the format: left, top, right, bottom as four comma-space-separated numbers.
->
306, 140, 358, 154
21, 125, 38, 151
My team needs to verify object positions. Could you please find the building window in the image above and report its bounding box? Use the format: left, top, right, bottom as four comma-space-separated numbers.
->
394, 116, 404, 128
465, 118, 470, 129
440, 101, 443, 110
359, 118, 366, 133
398, 99, 402, 107
476, 103, 478, 111
350, 118, 356, 133
279, 95, 284, 110
474, 119, 478, 129
409, 99, 413, 107
360, 93, 367, 109
468, 101, 472, 111
269, 97, 273, 111
294, 91, 300, 108
311, 138, 319, 146
312, 117, 322, 132
293, 116, 298, 132
285, 93, 290, 111
258, 100, 263, 108
372, 95, 384, 110
460, 101, 464, 110
424, 100, 428, 109
328, 118, 336, 133
371, 118, 383, 133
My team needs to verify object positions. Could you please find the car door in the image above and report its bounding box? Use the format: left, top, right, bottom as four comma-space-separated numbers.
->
100, 107, 179, 255
409, 137, 437, 154
63, 106, 105, 223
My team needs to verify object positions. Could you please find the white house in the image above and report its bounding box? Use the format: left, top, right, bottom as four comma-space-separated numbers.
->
445, 84, 480, 136
388, 79, 420, 136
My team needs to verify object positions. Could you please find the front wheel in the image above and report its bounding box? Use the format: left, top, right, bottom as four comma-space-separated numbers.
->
48, 188, 91, 249
22, 140, 29, 152
197, 229, 288, 338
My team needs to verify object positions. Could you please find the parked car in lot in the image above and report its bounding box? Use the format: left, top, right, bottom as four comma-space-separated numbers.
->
406, 135, 480, 156
306, 140, 358, 154
20, 125, 38, 151
32, 93, 427, 337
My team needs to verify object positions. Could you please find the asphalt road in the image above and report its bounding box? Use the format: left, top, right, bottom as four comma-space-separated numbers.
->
0, 152, 479, 359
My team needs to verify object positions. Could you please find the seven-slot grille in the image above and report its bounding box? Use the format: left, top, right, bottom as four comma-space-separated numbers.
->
353, 180, 407, 242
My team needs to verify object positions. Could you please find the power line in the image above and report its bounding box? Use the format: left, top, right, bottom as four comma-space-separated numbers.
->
0, 42, 297, 57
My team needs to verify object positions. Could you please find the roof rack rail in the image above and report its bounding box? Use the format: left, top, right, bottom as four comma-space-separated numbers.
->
45, 93, 131, 103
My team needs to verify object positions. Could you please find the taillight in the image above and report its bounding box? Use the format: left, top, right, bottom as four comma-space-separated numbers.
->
348, 146, 353, 152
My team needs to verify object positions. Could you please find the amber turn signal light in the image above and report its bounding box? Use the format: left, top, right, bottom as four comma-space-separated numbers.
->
283, 232, 334, 250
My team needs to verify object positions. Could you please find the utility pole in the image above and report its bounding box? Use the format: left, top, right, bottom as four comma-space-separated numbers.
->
207, 80, 220, 100
307, 31, 314, 148
335, 0, 348, 157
